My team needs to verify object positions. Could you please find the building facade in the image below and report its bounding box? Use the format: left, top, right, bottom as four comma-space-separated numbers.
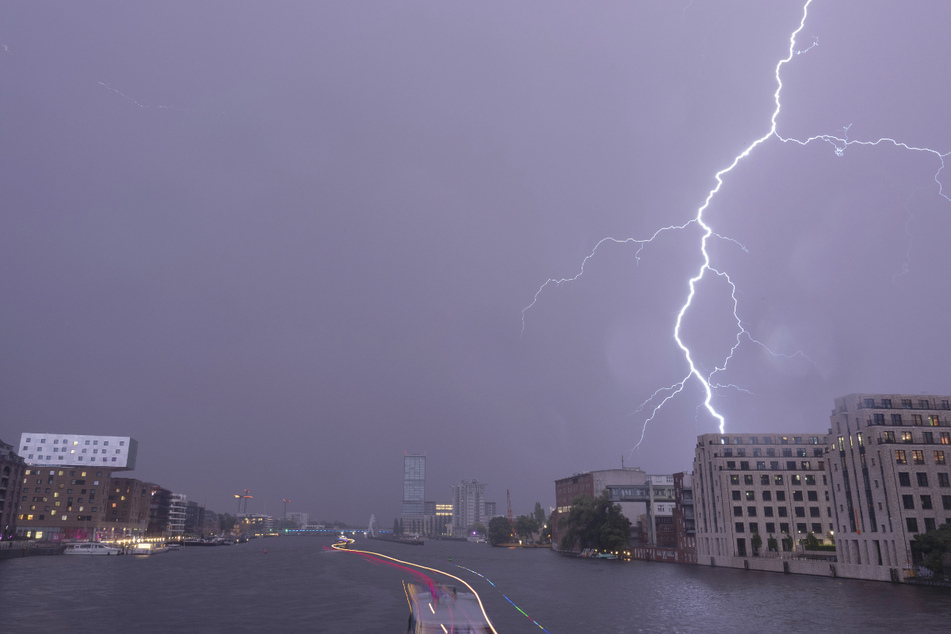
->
693, 431, 834, 561
168, 493, 187, 536
16, 466, 114, 541
1, 439, 26, 541
17, 433, 137, 470
553, 467, 651, 548
105, 477, 152, 537
452, 479, 487, 534
828, 393, 951, 581
401, 453, 426, 535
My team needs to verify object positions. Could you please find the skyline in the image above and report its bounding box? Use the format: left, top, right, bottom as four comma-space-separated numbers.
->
2, 1, 950, 524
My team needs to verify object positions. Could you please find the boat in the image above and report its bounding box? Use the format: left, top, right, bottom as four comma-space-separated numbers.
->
129, 542, 169, 555
63, 542, 122, 556
403, 582, 493, 634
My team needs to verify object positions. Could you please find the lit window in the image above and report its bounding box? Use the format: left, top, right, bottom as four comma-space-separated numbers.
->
895, 450, 907, 465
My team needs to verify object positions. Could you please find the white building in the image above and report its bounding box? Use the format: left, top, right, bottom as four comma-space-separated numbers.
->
18, 433, 138, 470
452, 480, 487, 533
168, 493, 187, 536
828, 393, 951, 582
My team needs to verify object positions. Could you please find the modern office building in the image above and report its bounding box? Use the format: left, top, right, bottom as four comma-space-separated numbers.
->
402, 453, 426, 535
17, 433, 138, 470
452, 479, 487, 534
693, 431, 834, 562
147, 486, 172, 536
1, 439, 26, 541
827, 393, 951, 581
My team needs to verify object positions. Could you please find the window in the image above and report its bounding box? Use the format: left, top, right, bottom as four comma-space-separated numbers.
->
741, 462, 750, 471
797, 448, 807, 457
809, 507, 820, 517
922, 495, 933, 510
801, 461, 811, 470
766, 522, 776, 533
744, 474, 754, 485
882, 398, 892, 408
747, 506, 757, 517
767, 448, 776, 457
780, 522, 790, 534
903, 495, 915, 510
795, 507, 805, 517
929, 416, 941, 427
896, 450, 907, 464
737, 449, 746, 457
939, 473, 950, 488
793, 491, 803, 502
762, 491, 772, 501
913, 415, 923, 426
807, 491, 818, 502
734, 506, 743, 517
727, 461, 736, 469
787, 461, 797, 470
776, 491, 786, 502
732, 491, 741, 501
902, 399, 912, 408
919, 399, 930, 409
791, 474, 801, 485
796, 523, 808, 534
925, 518, 937, 532
936, 451, 946, 465
913, 450, 925, 465
778, 507, 788, 517
730, 475, 739, 485
744, 491, 755, 501
724, 448, 733, 457
874, 413, 885, 425
774, 475, 784, 486
811, 523, 823, 534
760, 475, 770, 486
753, 448, 762, 457
782, 448, 792, 457
735, 522, 744, 533
942, 495, 951, 510
864, 399, 875, 408
764, 507, 774, 517
770, 461, 780, 470
813, 448, 824, 457
901, 431, 914, 443
917, 473, 930, 487
907, 517, 919, 533
805, 475, 816, 486
899, 472, 911, 486
891, 414, 903, 425
942, 432, 951, 445
883, 431, 895, 443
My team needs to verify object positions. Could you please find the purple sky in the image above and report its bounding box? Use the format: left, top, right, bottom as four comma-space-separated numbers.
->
2, 1, 950, 525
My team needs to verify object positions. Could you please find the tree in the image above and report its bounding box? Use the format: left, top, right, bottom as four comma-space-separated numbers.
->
912, 522, 951, 574
751, 530, 762, 556
540, 513, 553, 544
514, 515, 539, 542
803, 532, 820, 550
219, 513, 236, 533
470, 521, 487, 536
393, 518, 401, 535
767, 534, 778, 552
558, 491, 632, 553
533, 502, 546, 526
488, 516, 513, 546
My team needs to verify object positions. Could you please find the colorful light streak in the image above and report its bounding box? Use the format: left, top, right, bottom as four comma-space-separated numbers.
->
448, 562, 551, 633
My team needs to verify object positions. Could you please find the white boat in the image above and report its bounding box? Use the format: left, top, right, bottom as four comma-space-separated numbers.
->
63, 542, 122, 556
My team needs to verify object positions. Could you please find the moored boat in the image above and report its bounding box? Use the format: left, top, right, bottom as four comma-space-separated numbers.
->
63, 542, 122, 556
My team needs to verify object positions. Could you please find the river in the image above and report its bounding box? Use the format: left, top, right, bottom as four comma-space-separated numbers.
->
2, 535, 949, 632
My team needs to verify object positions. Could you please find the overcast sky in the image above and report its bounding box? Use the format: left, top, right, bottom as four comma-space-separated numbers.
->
2, 1, 949, 525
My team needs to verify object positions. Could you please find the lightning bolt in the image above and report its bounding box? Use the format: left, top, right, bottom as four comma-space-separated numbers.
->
523, 0, 949, 447
97, 81, 188, 111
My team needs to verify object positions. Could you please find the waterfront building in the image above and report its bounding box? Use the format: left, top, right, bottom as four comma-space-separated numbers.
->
402, 453, 426, 536
552, 467, 653, 548
105, 477, 152, 537
452, 479, 487, 534
15, 466, 114, 541
238, 513, 272, 536
285, 511, 309, 529
1, 439, 26, 541
827, 393, 951, 582
17, 433, 138, 469
147, 485, 172, 536
693, 431, 834, 562
435, 503, 453, 536
168, 493, 187, 536
673, 472, 697, 562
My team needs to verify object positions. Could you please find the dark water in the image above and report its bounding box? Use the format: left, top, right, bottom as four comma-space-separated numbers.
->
2, 535, 950, 633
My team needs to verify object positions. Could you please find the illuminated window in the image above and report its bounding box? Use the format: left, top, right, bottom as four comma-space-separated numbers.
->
913, 450, 925, 465
901, 431, 913, 443
895, 450, 907, 464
